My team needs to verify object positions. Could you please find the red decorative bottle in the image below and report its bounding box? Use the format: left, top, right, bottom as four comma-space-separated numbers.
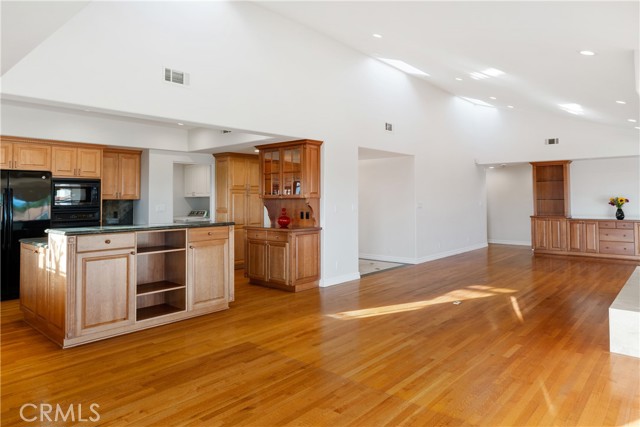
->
277, 208, 291, 229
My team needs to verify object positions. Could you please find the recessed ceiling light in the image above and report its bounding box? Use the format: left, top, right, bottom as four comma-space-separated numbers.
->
628, 119, 637, 123
579, 50, 596, 56
507, 105, 514, 109
616, 100, 626, 104
489, 96, 497, 100
372, 33, 382, 39
488, 166, 495, 169
177, 122, 184, 126
636, 127, 640, 130
377, 58, 429, 76
482, 68, 505, 77
559, 103, 584, 115
455, 77, 463, 81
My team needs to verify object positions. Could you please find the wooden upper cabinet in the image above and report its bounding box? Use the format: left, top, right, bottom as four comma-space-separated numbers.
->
257, 140, 322, 199
102, 150, 141, 200
1, 142, 51, 171
531, 161, 571, 217
51, 146, 101, 178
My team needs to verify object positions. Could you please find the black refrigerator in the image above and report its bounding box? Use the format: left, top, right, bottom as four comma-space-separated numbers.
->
1, 170, 52, 301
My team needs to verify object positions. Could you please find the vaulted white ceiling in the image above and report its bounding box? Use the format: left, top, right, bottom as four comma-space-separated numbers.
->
1, 1, 639, 134
259, 1, 639, 131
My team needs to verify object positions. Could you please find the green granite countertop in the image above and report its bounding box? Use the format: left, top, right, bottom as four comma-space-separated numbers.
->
46, 222, 235, 236
19, 237, 49, 248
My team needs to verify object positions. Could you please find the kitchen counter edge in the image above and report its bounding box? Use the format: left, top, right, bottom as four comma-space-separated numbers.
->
46, 222, 235, 236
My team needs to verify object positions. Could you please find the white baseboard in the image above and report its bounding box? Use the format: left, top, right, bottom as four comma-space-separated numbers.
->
358, 253, 418, 264
415, 242, 488, 264
360, 243, 489, 266
488, 239, 531, 246
320, 272, 361, 287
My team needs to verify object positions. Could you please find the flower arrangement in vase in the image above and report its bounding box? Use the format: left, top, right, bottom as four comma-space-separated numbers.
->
608, 196, 629, 220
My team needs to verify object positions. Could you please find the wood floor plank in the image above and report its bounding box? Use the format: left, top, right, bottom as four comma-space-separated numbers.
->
2, 244, 639, 426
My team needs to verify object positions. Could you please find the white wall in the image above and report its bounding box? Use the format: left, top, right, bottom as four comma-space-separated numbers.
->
2, 1, 635, 286
486, 164, 533, 246
358, 156, 416, 263
571, 157, 640, 219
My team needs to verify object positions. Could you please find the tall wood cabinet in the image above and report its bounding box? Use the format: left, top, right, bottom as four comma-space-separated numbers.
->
214, 153, 263, 268
102, 149, 141, 200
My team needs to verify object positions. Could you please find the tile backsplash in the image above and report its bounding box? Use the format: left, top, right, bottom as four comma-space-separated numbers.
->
102, 200, 134, 225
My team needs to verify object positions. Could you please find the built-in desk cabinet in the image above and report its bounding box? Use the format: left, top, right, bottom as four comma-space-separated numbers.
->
532, 217, 640, 261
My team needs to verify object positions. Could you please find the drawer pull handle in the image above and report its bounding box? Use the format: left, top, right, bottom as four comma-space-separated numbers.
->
131, 251, 136, 255
208, 232, 212, 235
105, 239, 111, 244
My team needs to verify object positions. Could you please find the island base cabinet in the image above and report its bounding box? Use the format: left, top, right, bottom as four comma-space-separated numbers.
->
22, 226, 234, 348
76, 249, 136, 336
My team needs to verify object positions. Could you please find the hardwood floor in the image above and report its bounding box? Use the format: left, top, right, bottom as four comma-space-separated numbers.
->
2, 244, 639, 426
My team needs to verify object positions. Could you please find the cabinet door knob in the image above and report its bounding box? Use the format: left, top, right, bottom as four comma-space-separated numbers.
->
208, 232, 212, 235
130, 251, 136, 255
189, 245, 194, 249
105, 239, 111, 244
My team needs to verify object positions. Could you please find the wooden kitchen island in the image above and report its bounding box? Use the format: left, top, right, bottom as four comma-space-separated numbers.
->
20, 222, 234, 348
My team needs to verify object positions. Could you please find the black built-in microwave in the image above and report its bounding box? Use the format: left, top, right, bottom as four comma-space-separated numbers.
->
51, 179, 101, 227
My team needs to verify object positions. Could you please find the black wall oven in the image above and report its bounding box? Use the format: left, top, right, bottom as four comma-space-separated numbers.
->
51, 179, 101, 228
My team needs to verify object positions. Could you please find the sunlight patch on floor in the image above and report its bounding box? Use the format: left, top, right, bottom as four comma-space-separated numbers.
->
328, 286, 516, 319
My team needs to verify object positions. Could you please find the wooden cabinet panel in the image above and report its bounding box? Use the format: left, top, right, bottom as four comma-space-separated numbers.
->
20, 244, 47, 319
568, 221, 583, 252
13, 143, 51, 171
294, 232, 320, 282
531, 217, 566, 252
119, 153, 140, 199
548, 219, 567, 251
599, 241, 635, 256
246, 240, 267, 281
267, 242, 289, 285
532, 218, 549, 250
76, 249, 135, 335
0, 142, 12, 169
51, 146, 76, 176
599, 228, 634, 243
102, 150, 141, 200
101, 151, 119, 199
531, 161, 570, 217
77, 148, 101, 178
214, 153, 261, 268
188, 238, 228, 310
585, 222, 598, 253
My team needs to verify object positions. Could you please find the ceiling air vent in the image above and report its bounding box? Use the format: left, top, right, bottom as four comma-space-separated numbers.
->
163, 67, 190, 86
545, 138, 559, 145
221, 130, 232, 134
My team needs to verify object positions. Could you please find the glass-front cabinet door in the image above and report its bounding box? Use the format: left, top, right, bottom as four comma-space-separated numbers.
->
262, 149, 280, 196
282, 147, 301, 196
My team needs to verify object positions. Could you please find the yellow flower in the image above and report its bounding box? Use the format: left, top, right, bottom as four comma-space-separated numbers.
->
610, 197, 615, 203
618, 197, 626, 204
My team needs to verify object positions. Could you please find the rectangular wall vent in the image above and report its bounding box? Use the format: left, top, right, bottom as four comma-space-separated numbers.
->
545, 138, 559, 145
163, 67, 190, 86
385, 122, 393, 132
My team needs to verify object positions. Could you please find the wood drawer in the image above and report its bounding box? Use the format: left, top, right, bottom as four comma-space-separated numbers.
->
616, 222, 635, 229
599, 241, 635, 255
246, 230, 267, 241
599, 229, 634, 243
188, 227, 228, 242
598, 221, 617, 229
76, 233, 135, 252
266, 231, 288, 242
